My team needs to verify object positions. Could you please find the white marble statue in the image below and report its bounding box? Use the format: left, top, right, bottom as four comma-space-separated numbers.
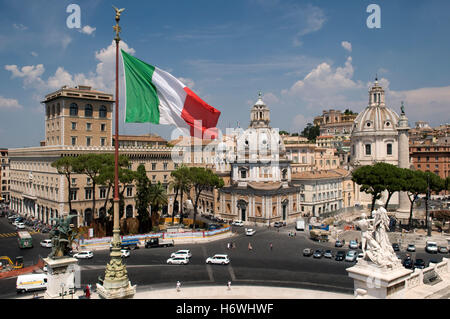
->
354, 207, 402, 269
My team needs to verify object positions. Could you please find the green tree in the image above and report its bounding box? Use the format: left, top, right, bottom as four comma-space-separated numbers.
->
51, 156, 77, 213
379, 163, 404, 209
423, 171, 445, 232
135, 164, 151, 233
149, 181, 168, 229
301, 123, 320, 141
188, 167, 224, 229
352, 164, 386, 212
401, 169, 427, 230
169, 165, 191, 225
73, 154, 105, 223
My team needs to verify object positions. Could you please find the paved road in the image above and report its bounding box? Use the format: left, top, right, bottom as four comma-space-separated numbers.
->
0, 216, 447, 299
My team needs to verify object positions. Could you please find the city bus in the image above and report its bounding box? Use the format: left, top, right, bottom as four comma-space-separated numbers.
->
17, 231, 33, 249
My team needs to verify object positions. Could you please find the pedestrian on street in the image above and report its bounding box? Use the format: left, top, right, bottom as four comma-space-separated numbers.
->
176, 281, 181, 292
227, 281, 231, 290
248, 242, 253, 251
232, 242, 236, 249
85, 285, 90, 298
269, 243, 273, 251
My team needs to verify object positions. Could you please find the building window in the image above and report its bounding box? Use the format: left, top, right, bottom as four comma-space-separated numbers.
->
100, 138, 106, 146
387, 143, 392, 155
163, 162, 168, 170
99, 105, 107, 118
126, 187, 132, 197
71, 122, 77, 130
85, 189, 92, 200
101, 123, 106, 132
86, 137, 92, 146
70, 190, 77, 201
70, 103, 78, 116
99, 188, 106, 199
365, 144, 371, 155
86, 123, 92, 131
71, 137, 77, 146
151, 163, 156, 170
85, 104, 93, 117
240, 169, 247, 179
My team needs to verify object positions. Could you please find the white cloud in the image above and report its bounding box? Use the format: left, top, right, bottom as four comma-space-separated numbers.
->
292, 5, 326, 47
30, 51, 38, 57
4, 64, 46, 87
13, 23, 27, 31
341, 41, 352, 53
79, 25, 96, 36
0, 96, 22, 109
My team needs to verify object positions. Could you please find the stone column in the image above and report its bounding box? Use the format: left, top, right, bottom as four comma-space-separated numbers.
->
397, 108, 410, 214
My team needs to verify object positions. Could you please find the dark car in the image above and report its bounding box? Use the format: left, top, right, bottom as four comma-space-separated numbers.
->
313, 250, 323, 259
403, 257, 413, 269
392, 243, 400, 252
335, 240, 343, 248
303, 248, 313, 257
335, 251, 346, 261
414, 259, 426, 269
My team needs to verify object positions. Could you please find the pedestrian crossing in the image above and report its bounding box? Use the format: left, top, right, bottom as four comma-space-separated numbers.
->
0, 231, 38, 238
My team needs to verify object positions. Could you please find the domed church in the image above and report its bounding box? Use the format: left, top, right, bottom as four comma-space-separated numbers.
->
217, 93, 302, 225
350, 78, 410, 210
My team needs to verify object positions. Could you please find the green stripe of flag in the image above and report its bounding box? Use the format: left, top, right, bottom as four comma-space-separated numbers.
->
121, 49, 160, 124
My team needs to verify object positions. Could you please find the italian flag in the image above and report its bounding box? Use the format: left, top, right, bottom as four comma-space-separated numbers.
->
121, 49, 221, 137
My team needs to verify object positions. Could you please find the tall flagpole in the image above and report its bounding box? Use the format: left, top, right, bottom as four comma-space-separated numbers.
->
97, 6, 135, 299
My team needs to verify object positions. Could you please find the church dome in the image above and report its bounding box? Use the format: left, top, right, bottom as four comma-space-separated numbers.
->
352, 80, 399, 135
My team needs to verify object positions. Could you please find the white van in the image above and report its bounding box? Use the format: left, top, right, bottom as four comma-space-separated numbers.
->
296, 219, 305, 231
16, 274, 48, 293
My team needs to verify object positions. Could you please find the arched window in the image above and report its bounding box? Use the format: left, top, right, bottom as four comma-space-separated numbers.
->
99, 105, 107, 118
70, 103, 78, 116
85, 104, 93, 117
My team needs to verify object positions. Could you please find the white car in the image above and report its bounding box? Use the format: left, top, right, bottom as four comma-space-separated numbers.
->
245, 228, 256, 236
345, 250, 357, 262
73, 251, 94, 259
121, 249, 130, 258
232, 220, 244, 226
425, 241, 438, 254
357, 252, 364, 261
167, 256, 189, 265
16, 222, 25, 229
170, 250, 192, 258
206, 254, 230, 265
40, 239, 52, 248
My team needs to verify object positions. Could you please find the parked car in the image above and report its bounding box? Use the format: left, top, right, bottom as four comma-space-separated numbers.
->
245, 228, 256, 236
425, 241, 438, 254
232, 220, 244, 227
407, 244, 416, 252
273, 221, 283, 228
392, 243, 400, 252
15, 222, 25, 229
335, 240, 343, 248
403, 257, 413, 269
40, 239, 52, 248
303, 248, 313, 257
167, 256, 189, 265
414, 259, 426, 269
357, 252, 364, 261
121, 249, 130, 258
335, 251, 346, 261
438, 246, 448, 254
324, 250, 333, 258
206, 254, 230, 265
349, 240, 358, 249
345, 250, 357, 262
313, 250, 323, 259
73, 251, 93, 259
170, 250, 192, 259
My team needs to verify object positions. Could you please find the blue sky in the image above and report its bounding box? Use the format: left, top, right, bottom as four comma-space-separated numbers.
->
1, 0, 450, 147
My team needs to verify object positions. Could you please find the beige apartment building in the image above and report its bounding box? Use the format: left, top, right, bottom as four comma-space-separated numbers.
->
9, 86, 176, 227
0, 148, 10, 203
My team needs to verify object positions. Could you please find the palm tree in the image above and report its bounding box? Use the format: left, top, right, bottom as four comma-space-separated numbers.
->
169, 165, 191, 225
149, 181, 168, 229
